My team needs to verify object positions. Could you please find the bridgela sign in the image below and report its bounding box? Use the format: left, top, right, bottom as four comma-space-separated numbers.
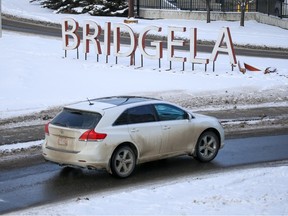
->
62, 18, 237, 71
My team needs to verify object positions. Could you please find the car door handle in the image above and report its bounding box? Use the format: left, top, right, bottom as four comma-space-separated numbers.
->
130, 128, 139, 133
163, 125, 171, 130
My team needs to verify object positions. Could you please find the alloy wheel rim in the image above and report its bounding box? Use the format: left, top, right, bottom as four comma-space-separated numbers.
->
199, 135, 217, 159
115, 149, 134, 175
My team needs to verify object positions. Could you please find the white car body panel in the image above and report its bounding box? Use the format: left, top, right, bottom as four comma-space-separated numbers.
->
42, 96, 224, 176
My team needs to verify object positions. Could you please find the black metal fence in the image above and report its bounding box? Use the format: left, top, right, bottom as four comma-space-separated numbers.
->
257, 0, 288, 17
136, 0, 288, 18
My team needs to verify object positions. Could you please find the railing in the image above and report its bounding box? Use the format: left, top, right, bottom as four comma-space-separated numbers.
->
136, 0, 287, 18
136, 0, 257, 11
284, 2, 288, 17
257, 0, 288, 18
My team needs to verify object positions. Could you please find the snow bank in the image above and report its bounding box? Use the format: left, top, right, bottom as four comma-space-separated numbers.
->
9, 165, 288, 215
0, 31, 287, 119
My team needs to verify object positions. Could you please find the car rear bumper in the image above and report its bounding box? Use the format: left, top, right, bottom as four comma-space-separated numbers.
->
42, 141, 110, 171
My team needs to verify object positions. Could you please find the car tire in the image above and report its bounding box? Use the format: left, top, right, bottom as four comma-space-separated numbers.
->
195, 131, 220, 162
110, 145, 136, 178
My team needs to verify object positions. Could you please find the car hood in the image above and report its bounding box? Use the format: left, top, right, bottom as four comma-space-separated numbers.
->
190, 112, 222, 127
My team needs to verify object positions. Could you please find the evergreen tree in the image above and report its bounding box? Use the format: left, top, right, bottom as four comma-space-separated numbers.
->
30, 0, 128, 17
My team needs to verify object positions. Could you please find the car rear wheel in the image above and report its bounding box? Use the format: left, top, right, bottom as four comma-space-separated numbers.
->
111, 146, 136, 178
195, 131, 220, 162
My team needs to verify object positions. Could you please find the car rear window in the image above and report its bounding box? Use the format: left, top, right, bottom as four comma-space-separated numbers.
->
51, 108, 102, 129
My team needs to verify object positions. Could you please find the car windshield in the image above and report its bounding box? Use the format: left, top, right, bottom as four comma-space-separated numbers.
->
51, 108, 102, 129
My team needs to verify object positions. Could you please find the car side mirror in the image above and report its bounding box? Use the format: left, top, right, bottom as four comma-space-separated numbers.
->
187, 112, 194, 120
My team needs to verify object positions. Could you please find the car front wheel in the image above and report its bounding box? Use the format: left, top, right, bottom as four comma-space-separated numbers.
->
195, 131, 220, 162
110, 146, 136, 178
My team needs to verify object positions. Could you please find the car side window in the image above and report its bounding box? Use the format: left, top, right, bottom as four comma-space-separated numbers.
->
114, 110, 129, 126
154, 104, 188, 121
114, 105, 156, 125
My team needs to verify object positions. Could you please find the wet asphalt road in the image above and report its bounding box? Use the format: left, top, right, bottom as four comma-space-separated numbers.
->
1, 134, 288, 214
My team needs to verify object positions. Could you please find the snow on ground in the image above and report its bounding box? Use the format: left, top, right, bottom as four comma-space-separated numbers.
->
1, 30, 288, 120
1, 0, 288, 215
1, 2, 287, 129
1, 0, 288, 119
0, 140, 42, 154
6, 163, 288, 215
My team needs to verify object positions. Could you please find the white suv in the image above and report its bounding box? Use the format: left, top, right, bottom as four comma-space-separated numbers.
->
43, 96, 224, 178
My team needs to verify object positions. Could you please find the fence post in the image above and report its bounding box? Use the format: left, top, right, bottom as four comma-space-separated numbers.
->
280, 0, 283, 18
136, 0, 140, 17
160, 0, 162, 9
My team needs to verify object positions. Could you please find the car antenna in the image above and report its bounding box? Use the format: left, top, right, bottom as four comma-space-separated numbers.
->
87, 98, 94, 105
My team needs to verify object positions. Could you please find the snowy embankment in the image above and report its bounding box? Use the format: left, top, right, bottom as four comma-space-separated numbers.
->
1, 30, 288, 120
1, 0, 288, 120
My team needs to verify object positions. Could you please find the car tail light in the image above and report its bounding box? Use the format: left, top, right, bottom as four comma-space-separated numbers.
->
79, 129, 107, 142
45, 123, 50, 135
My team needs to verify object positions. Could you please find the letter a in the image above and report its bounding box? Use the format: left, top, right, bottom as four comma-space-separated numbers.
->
210, 27, 237, 65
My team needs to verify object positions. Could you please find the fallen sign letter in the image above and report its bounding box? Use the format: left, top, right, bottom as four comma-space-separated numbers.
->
238, 61, 277, 75
244, 63, 261, 72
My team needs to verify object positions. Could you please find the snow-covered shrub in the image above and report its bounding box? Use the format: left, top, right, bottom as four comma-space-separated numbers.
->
29, 0, 128, 16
